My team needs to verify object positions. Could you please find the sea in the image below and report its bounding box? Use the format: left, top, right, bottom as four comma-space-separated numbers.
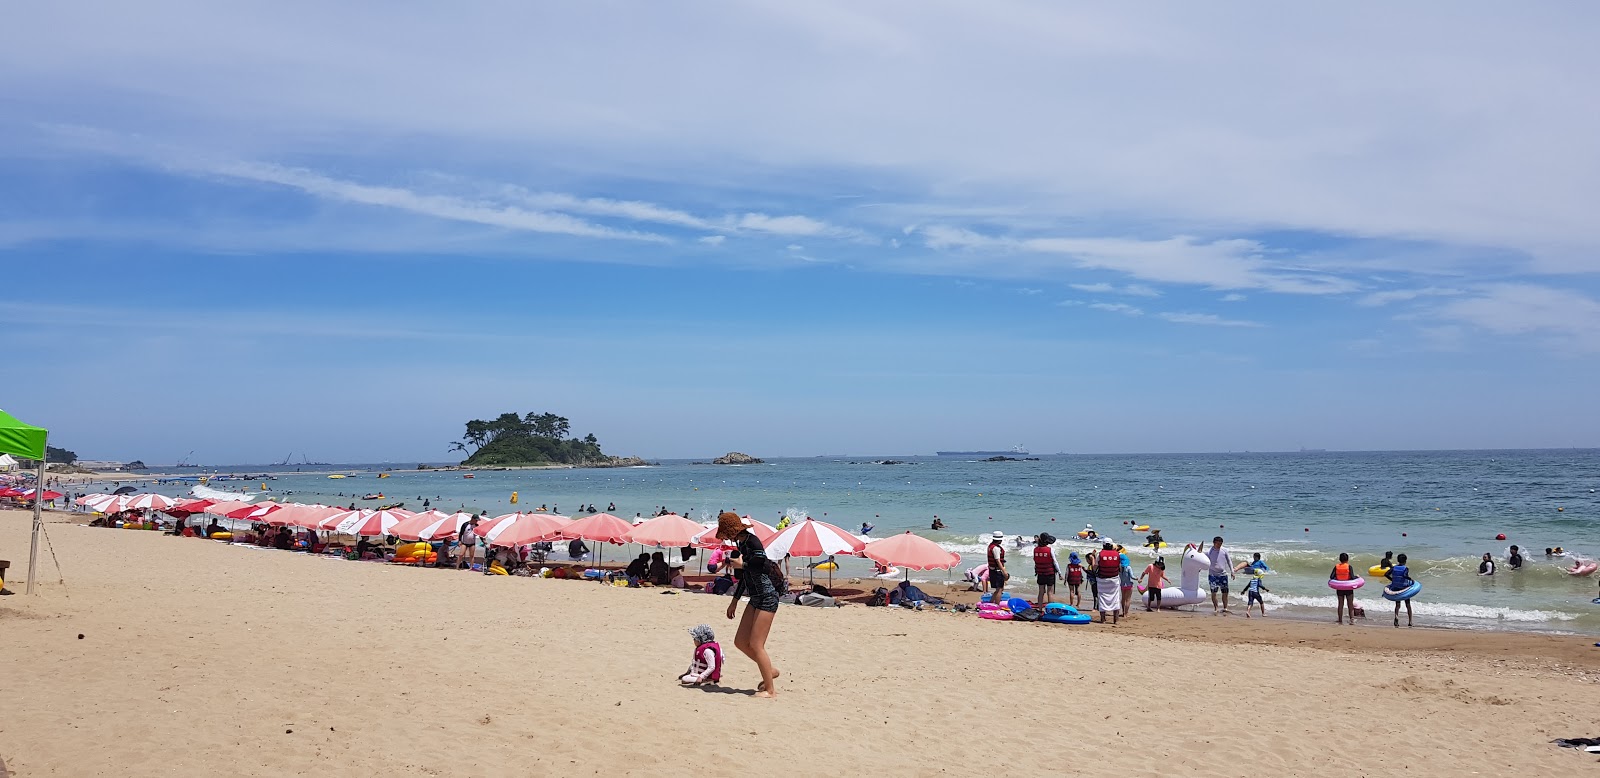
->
97, 449, 1600, 635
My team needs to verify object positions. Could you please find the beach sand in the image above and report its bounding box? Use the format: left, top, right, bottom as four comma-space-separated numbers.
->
1, 508, 1595, 777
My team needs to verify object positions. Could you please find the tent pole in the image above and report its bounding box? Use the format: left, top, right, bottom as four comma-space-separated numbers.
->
26, 444, 44, 594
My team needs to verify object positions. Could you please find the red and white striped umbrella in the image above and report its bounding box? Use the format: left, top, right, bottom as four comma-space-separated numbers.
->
75, 493, 113, 507
765, 518, 867, 559
81, 494, 125, 512
121, 493, 179, 511
172, 498, 214, 513
471, 512, 525, 541
693, 518, 776, 549
311, 509, 361, 532
228, 502, 281, 521
205, 500, 257, 518
333, 508, 414, 537
391, 511, 476, 541
625, 514, 707, 549
485, 513, 571, 547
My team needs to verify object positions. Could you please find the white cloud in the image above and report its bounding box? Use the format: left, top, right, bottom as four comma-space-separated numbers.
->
1090, 302, 1144, 316
698, 235, 726, 246
1070, 282, 1161, 297
505, 189, 715, 230
923, 227, 1357, 294
1357, 286, 1463, 307
1158, 312, 1265, 328
6, 3, 1596, 274
1430, 283, 1600, 350
1220, 293, 1247, 302
735, 213, 834, 237
206, 160, 668, 242
1019, 287, 1043, 295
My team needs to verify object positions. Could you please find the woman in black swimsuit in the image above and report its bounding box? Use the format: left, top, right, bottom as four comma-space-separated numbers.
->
716, 511, 780, 698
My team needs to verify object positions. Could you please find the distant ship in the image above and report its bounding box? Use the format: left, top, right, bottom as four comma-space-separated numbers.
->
936, 445, 1029, 456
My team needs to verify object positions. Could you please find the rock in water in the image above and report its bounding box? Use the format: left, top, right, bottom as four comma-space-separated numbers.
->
712, 452, 763, 465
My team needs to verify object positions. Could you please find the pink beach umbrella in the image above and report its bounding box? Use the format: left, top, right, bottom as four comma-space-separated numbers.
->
334, 508, 414, 538
391, 511, 476, 542
862, 532, 961, 574
558, 512, 635, 567
486, 513, 571, 548
625, 514, 706, 549
765, 518, 866, 560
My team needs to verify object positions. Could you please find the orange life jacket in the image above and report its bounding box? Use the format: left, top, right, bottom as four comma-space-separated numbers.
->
1333, 562, 1353, 581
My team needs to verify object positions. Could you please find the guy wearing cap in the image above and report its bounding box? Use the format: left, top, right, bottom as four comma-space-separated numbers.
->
986, 531, 1008, 604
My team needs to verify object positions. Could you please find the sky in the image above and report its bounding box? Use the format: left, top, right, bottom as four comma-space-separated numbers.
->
2, 2, 1598, 463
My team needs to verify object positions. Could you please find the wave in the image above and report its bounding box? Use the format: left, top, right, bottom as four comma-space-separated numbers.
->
1262, 593, 1578, 623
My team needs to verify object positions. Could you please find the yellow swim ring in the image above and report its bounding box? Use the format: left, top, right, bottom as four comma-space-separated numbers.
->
1367, 565, 1390, 577
1132, 525, 1151, 532
815, 562, 838, 571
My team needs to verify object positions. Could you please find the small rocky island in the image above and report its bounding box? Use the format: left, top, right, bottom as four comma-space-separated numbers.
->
712, 452, 764, 465
983, 455, 1041, 462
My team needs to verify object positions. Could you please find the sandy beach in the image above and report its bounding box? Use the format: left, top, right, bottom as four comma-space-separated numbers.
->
1, 507, 1596, 777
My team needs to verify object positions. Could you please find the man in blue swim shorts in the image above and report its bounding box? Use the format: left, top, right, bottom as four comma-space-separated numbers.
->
1204, 536, 1232, 615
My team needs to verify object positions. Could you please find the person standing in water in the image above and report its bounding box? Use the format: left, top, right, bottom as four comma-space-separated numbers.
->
1478, 553, 1496, 576
716, 511, 780, 698
1384, 553, 1416, 628
1330, 552, 1358, 624
1203, 536, 1233, 615
1507, 546, 1523, 570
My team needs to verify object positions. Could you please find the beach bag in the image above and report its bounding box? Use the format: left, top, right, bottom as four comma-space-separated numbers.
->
866, 587, 889, 607
1012, 607, 1043, 622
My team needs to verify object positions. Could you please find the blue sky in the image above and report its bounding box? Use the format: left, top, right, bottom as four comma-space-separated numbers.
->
2, 2, 1598, 463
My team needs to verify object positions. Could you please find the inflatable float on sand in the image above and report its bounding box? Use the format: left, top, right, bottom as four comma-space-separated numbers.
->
1151, 546, 1220, 609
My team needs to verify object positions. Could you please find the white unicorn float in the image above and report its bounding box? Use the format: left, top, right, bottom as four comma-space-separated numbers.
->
1154, 545, 1214, 609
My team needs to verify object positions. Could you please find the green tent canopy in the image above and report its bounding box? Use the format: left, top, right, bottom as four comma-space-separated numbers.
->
0, 407, 47, 461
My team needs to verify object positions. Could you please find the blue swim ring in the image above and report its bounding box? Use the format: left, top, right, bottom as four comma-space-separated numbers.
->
1382, 581, 1422, 602
1040, 602, 1092, 624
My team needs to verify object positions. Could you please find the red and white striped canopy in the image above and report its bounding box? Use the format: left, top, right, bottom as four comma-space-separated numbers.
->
693, 518, 776, 549
390, 511, 476, 541
228, 502, 281, 520
862, 532, 961, 571
334, 508, 414, 537
74, 493, 112, 507
172, 498, 215, 513
559, 512, 635, 545
765, 518, 867, 559
625, 514, 706, 548
120, 493, 179, 511
80, 493, 124, 512
485, 513, 571, 547
205, 500, 258, 518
